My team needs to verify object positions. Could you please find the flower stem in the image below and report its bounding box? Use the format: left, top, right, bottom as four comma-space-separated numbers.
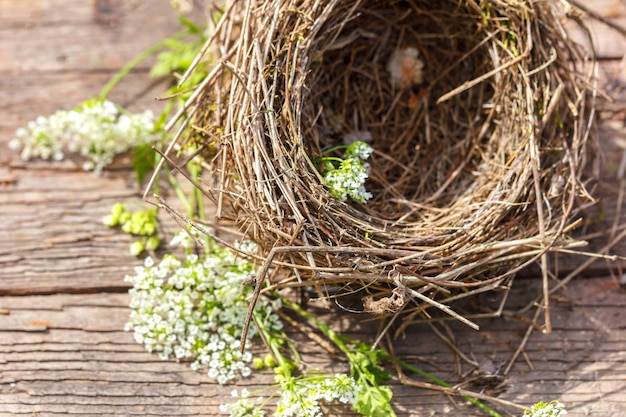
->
282, 298, 350, 355
253, 311, 294, 379
99, 30, 190, 100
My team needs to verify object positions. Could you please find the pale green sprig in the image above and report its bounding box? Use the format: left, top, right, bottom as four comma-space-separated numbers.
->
322, 141, 373, 203
220, 301, 360, 417
219, 374, 360, 417
219, 389, 265, 417
284, 300, 394, 417
9, 98, 158, 174
523, 400, 567, 417
102, 203, 161, 256
344, 140, 373, 160
274, 373, 360, 417
124, 235, 282, 384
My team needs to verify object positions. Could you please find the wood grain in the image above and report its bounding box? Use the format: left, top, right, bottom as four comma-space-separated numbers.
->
1, 276, 625, 416
1, 1, 626, 416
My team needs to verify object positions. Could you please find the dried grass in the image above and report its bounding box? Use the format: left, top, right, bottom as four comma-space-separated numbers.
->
152, 0, 597, 331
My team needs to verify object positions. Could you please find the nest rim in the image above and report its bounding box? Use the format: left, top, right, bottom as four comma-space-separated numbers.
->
159, 0, 597, 319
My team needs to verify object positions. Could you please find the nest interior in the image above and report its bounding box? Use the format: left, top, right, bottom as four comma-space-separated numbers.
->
165, 0, 596, 320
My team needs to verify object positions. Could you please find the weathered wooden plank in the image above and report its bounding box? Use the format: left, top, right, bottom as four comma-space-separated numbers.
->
567, 17, 626, 59
1, 66, 622, 296
0, 278, 624, 416
564, 0, 626, 58
0, 0, 190, 72
1, 1, 626, 416
0, 10, 179, 295
0, 36, 190, 295
0, 164, 188, 295
0, 0, 166, 27
0, 292, 129, 309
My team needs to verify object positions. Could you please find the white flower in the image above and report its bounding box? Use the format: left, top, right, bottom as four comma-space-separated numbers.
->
124, 240, 282, 385
345, 141, 373, 160
524, 400, 568, 417
8, 138, 22, 151
11, 99, 158, 173
274, 374, 358, 417
235, 239, 258, 254
220, 395, 265, 417
322, 141, 373, 203
324, 158, 372, 203
169, 230, 194, 248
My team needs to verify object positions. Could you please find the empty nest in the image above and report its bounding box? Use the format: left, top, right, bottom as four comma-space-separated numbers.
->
157, 0, 597, 327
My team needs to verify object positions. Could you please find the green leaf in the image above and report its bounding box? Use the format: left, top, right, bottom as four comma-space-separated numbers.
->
74, 97, 104, 112
149, 58, 174, 78
349, 347, 395, 417
163, 37, 187, 50
361, 349, 392, 382
353, 382, 395, 417
132, 143, 157, 185
178, 15, 201, 34
210, 9, 223, 25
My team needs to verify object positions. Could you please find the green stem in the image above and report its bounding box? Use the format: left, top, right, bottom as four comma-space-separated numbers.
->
188, 160, 206, 221
98, 30, 190, 100
322, 145, 349, 155
316, 156, 344, 163
282, 299, 350, 356
253, 311, 294, 379
168, 171, 192, 215
151, 153, 162, 195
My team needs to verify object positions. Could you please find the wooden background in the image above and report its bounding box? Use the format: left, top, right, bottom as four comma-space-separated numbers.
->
1, 1, 626, 416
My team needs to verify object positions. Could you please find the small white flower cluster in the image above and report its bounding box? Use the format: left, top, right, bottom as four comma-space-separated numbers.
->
275, 374, 360, 417
323, 141, 374, 203
220, 374, 359, 417
124, 236, 282, 385
524, 401, 567, 417
8, 99, 158, 173
168, 228, 201, 249
219, 389, 265, 417
344, 140, 373, 160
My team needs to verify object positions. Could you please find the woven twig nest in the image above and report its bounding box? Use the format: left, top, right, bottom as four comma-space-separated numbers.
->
161, 0, 596, 323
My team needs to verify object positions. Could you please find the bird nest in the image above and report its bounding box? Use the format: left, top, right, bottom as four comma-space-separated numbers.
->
157, 0, 596, 326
